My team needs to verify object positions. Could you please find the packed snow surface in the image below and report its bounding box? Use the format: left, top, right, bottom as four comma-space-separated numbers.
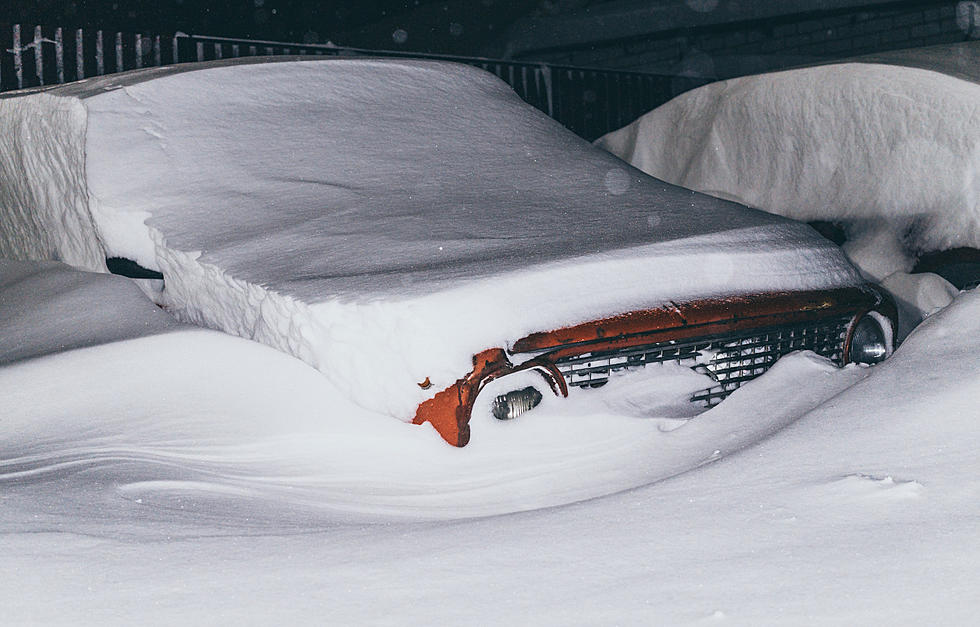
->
596, 42, 980, 336
0, 57, 862, 419
596, 43, 980, 263
0, 259, 179, 365
2, 259, 978, 624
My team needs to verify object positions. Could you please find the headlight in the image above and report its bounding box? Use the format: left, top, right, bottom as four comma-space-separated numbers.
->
848, 315, 889, 365
491, 386, 543, 420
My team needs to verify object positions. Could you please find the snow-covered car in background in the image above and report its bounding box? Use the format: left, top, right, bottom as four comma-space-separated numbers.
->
0, 56, 895, 447
596, 41, 980, 337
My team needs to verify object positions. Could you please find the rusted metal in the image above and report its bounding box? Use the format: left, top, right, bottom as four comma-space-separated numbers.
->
411, 349, 567, 447
412, 349, 508, 448
512, 287, 882, 355
413, 285, 895, 447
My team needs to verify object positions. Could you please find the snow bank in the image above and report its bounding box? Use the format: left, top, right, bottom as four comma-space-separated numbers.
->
596, 45, 980, 276
0, 258, 868, 521
0, 259, 180, 365
0, 57, 862, 420
3, 258, 979, 624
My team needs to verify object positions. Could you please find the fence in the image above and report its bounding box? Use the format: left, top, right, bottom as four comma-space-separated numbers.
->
0, 24, 707, 140
0, 24, 178, 92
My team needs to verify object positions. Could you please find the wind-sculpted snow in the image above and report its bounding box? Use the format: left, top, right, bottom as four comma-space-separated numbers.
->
0, 57, 862, 419
0, 260, 866, 522
0, 93, 104, 270
0, 259, 180, 365
597, 43, 980, 274
3, 260, 979, 624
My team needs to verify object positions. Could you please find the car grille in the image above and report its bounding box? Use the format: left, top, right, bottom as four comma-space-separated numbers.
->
554, 316, 852, 407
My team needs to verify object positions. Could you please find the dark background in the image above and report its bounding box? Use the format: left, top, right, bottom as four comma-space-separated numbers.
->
6, 1, 549, 52
6, 1, 975, 78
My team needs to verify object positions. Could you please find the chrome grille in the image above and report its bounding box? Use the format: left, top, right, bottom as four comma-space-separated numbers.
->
554, 316, 851, 407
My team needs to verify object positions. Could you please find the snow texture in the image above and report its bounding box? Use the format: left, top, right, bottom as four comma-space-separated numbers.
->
0, 57, 862, 420
596, 48, 980, 260
1, 257, 978, 624
596, 42, 980, 335
0, 259, 179, 365
0, 94, 104, 270
0, 259, 854, 519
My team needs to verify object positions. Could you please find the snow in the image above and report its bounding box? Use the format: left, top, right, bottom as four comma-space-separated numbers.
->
4, 53, 976, 624
0, 259, 178, 365
596, 53, 980, 257
0, 260, 840, 520
0, 93, 104, 270
0, 57, 862, 420
595, 42, 980, 335
2, 258, 978, 624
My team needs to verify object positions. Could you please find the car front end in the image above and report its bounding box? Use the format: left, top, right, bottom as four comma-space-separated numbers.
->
415, 284, 895, 446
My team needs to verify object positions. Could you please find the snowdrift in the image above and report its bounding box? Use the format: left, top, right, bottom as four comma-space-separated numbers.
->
596, 42, 980, 273
0, 258, 858, 520
0, 57, 861, 420
3, 257, 979, 623
0, 258, 181, 365
0, 258, 875, 521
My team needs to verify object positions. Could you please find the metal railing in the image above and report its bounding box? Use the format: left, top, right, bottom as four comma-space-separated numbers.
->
0, 24, 177, 91
1, 24, 707, 140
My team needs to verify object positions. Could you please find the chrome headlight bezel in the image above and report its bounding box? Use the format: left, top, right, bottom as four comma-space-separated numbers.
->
847, 312, 893, 365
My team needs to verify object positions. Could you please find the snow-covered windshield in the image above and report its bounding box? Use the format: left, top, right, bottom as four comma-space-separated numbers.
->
68, 57, 850, 299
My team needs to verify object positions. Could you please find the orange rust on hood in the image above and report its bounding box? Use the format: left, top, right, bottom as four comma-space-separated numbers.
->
412, 350, 568, 447
511, 287, 881, 354
412, 349, 510, 447
414, 285, 893, 447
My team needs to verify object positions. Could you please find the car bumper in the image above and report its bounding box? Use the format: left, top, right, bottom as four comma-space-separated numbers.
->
413, 284, 896, 446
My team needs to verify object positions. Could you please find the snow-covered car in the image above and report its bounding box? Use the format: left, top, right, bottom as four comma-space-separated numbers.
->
596, 41, 980, 336
0, 56, 895, 447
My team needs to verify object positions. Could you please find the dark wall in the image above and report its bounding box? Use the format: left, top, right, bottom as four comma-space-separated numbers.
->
509, 1, 974, 78
5, 1, 522, 43
7, 1, 976, 78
